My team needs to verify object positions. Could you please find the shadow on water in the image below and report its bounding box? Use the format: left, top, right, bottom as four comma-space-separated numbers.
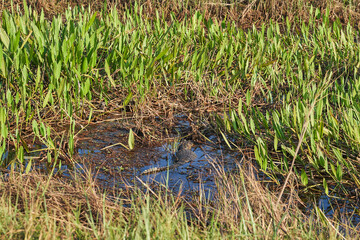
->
1, 118, 360, 226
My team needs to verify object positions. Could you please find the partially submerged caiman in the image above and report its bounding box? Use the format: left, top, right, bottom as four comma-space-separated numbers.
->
140, 140, 197, 175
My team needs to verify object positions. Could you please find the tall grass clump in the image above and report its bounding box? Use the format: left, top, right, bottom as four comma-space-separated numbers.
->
0, 162, 354, 239
216, 8, 360, 202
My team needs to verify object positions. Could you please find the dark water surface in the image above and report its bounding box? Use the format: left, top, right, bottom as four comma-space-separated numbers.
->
2, 119, 360, 226
72, 120, 242, 200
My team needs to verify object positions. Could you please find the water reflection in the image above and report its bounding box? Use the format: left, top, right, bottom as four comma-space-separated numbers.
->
1, 119, 359, 225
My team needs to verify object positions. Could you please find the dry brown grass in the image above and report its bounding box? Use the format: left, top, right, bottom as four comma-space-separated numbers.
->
203, 159, 303, 238
0, 168, 125, 238
1, 0, 360, 30
0, 158, 354, 238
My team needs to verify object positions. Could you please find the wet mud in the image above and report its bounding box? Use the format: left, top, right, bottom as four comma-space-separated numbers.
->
2, 118, 360, 225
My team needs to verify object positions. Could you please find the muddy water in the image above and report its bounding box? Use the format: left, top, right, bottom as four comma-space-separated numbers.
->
0, 119, 240, 199
2, 119, 360, 225
73, 120, 241, 198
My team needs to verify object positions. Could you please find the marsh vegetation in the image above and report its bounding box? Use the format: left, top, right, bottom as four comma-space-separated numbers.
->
1, 0, 360, 238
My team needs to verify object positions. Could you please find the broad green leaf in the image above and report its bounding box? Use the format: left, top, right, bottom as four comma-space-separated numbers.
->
0, 28, 9, 49
54, 61, 62, 80
330, 163, 336, 179
249, 118, 255, 135
301, 169, 308, 186
32, 120, 39, 136
43, 89, 52, 108
30, 22, 44, 50
123, 91, 133, 108
0, 47, 6, 77
128, 129, 135, 150
332, 148, 343, 162
81, 57, 89, 73
155, 47, 169, 61
68, 135, 74, 156
254, 146, 261, 165
25, 159, 32, 174
105, 59, 116, 88
246, 90, 251, 106
323, 178, 329, 195
85, 12, 97, 33
19, 135, 30, 153
336, 163, 343, 181
274, 134, 278, 152
220, 130, 232, 149
17, 146, 24, 164
238, 98, 243, 116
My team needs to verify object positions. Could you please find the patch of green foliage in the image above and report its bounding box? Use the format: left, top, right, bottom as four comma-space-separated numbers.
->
0, 2, 359, 210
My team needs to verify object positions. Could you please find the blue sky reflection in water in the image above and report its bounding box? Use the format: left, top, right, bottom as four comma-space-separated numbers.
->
2, 119, 360, 225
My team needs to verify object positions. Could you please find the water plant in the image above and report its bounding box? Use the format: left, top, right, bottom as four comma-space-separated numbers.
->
0, 0, 360, 237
